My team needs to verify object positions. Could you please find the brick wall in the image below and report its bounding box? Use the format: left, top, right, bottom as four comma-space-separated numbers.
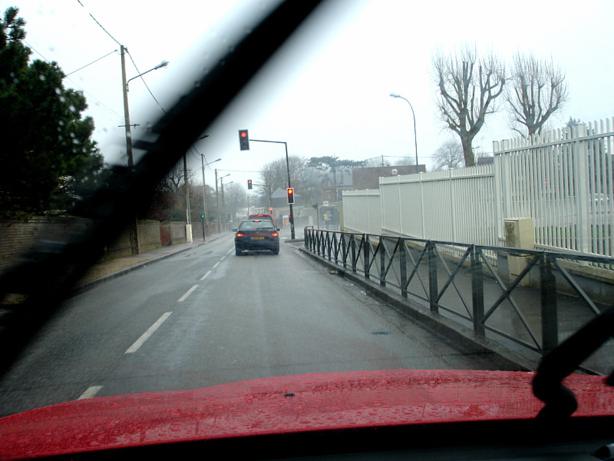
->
0, 216, 93, 273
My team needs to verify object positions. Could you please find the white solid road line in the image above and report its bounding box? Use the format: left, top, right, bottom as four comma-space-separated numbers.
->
177, 284, 199, 303
200, 270, 212, 281
125, 312, 172, 354
78, 385, 103, 400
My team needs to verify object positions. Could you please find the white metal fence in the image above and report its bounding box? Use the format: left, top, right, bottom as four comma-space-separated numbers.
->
342, 189, 381, 234
378, 166, 498, 246
494, 119, 614, 256
342, 117, 614, 257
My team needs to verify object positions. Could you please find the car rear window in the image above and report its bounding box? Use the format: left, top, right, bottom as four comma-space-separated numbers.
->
239, 221, 275, 230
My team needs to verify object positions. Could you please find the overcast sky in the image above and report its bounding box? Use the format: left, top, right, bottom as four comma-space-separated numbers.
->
9, 0, 614, 190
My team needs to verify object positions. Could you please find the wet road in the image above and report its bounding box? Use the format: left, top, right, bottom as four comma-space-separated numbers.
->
0, 235, 513, 416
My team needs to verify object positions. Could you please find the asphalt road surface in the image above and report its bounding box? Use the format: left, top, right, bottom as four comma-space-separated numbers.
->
0, 235, 514, 416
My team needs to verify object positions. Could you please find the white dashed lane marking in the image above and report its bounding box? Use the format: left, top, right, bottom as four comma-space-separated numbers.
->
177, 284, 199, 303
78, 385, 103, 400
125, 312, 173, 354
200, 270, 212, 281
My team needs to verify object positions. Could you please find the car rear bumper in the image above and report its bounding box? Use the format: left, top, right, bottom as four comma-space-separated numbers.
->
235, 238, 279, 252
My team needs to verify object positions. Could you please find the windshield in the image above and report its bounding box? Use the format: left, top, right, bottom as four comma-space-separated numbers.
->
1, 0, 613, 433
239, 220, 275, 230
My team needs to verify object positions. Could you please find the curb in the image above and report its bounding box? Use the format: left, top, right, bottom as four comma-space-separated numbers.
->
298, 246, 538, 372
73, 234, 227, 295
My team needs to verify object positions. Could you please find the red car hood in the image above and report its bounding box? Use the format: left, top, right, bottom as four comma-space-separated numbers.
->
1, 369, 613, 459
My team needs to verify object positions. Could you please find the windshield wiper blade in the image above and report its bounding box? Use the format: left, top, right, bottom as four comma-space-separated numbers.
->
0, 0, 323, 379
532, 306, 614, 420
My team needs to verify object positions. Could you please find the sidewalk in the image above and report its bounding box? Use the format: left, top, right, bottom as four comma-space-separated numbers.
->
77, 233, 228, 291
300, 243, 612, 375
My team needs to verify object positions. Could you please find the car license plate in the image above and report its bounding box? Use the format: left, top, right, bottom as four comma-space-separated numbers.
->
252, 236, 264, 240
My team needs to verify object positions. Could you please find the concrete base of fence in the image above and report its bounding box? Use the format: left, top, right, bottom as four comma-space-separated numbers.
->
298, 246, 540, 372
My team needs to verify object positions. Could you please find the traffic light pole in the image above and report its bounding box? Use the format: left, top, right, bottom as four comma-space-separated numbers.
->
249, 138, 295, 239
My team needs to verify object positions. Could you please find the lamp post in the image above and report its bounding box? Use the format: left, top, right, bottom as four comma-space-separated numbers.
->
217, 173, 230, 232
120, 46, 168, 253
390, 93, 418, 167
221, 178, 233, 229
121, 48, 168, 168
200, 155, 221, 242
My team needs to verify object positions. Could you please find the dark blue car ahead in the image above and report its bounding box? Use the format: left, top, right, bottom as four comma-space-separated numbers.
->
234, 220, 280, 256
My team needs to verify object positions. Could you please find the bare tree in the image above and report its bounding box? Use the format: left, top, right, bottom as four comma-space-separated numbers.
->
434, 49, 505, 166
506, 54, 567, 137
433, 140, 464, 170
161, 163, 191, 193
224, 183, 247, 221
259, 156, 306, 205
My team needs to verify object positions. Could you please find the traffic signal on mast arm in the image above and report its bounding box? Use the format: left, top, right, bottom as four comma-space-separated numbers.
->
287, 187, 295, 204
247, 179, 253, 190
238, 129, 249, 150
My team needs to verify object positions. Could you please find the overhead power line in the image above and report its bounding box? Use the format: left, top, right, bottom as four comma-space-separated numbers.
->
126, 50, 167, 114
66, 49, 118, 76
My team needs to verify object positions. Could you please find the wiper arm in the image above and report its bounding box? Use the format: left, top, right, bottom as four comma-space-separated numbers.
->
532, 306, 614, 419
0, 0, 323, 379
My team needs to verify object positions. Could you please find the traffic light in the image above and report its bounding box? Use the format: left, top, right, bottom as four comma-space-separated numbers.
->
238, 129, 249, 150
287, 187, 295, 204
247, 179, 253, 190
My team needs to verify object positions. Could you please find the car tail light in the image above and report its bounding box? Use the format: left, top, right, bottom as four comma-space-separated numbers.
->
271, 231, 279, 238
236, 232, 245, 238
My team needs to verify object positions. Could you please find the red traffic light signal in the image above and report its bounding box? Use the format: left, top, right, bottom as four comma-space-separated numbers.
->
247, 179, 253, 190
238, 129, 249, 150
287, 187, 295, 204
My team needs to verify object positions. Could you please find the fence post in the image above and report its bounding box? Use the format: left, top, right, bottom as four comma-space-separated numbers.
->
399, 240, 408, 298
471, 246, 485, 338
342, 234, 347, 269
351, 235, 357, 273
379, 238, 386, 287
574, 125, 590, 253
333, 234, 338, 264
326, 231, 331, 260
364, 234, 370, 279
540, 254, 558, 353
428, 241, 438, 313
320, 231, 326, 258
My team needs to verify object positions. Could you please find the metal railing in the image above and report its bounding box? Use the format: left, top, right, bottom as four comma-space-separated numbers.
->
304, 227, 614, 361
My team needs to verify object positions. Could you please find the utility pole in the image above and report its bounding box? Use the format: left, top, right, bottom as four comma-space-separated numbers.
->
200, 154, 207, 242
183, 154, 192, 243
215, 168, 220, 233
221, 178, 226, 217
120, 45, 139, 255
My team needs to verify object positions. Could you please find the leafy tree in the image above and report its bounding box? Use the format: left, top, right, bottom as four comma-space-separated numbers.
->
434, 49, 505, 167
0, 7, 104, 217
506, 54, 567, 137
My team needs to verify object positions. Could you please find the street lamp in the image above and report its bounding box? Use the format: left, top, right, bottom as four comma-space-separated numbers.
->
119, 45, 168, 254
390, 93, 418, 167
221, 178, 233, 228
200, 155, 221, 241
216, 172, 230, 232
121, 48, 168, 168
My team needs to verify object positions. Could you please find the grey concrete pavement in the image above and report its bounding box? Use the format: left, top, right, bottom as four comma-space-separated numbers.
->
304, 239, 613, 374
0, 234, 515, 416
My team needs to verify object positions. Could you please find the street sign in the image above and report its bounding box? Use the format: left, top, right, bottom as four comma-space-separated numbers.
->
323, 201, 329, 207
